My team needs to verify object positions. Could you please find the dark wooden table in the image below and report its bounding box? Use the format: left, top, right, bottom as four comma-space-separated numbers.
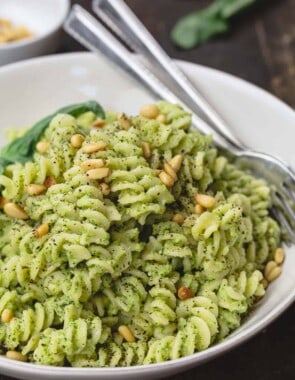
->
3, 1, 295, 379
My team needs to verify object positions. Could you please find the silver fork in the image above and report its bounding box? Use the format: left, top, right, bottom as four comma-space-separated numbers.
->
92, 0, 245, 150
92, 0, 295, 242
64, 5, 295, 243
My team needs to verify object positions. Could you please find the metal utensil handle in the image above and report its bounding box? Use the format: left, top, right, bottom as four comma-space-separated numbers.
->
92, 0, 244, 150
64, 5, 232, 149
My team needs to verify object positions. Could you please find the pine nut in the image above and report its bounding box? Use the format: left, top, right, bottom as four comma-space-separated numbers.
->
80, 159, 105, 171
92, 118, 106, 128
43, 176, 57, 188
156, 114, 166, 123
6, 351, 27, 362
163, 161, 177, 180
142, 142, 151, 159
140, 104, 160, 119
169, 155, 183, 172
117, 112, 131, 130
34, 223, 49, 238
82, 142, 107, 154
87, 167, 111, 180
100, 183, 110, 195
1, 309, 13, 323
195, 194, 216, 209
274, 248, 285, 265
159, 171, 174, 187
195, 204, 204, 214
178, 287, 193, 300
27, 184, 46, 196
36, 141, 49, 154
172, 214, 185, 225
264, 261, 277, 278
155, 169, 161, 176
261, 279, 268, 289
118, 325, 135, 343
70, 134, 84, 148
266, 266, 282, 283
0, 197, 10, 209
4, 203, 29, 220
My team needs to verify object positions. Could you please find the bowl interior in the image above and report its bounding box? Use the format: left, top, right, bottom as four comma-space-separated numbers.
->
0, 0, 69, 47
0, 53, 294, 380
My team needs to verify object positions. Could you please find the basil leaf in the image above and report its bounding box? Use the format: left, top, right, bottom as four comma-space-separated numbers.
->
171, 0, 258, 50
0, 100, 105, 172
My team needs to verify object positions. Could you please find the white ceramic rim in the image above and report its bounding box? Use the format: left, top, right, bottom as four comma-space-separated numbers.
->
0, 0, 70, 50
0, 52, 294, 377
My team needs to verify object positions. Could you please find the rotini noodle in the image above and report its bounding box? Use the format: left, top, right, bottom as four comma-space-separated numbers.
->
0, 101, 281, 366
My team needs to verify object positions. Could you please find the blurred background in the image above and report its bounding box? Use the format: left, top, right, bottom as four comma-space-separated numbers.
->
61, 0, 295, 108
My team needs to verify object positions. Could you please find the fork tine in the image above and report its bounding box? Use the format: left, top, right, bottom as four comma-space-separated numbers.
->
271, 207, 295, 244
281, 183, 295, 203
273, 191, 295, 226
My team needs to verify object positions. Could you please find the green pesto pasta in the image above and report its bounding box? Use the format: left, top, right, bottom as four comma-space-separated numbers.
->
0, 101, 281, 367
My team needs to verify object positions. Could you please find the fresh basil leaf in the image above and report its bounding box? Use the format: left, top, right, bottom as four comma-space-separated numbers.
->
222, 0, 256, 18
171, 0, 258, 50
0, 100, 105, 173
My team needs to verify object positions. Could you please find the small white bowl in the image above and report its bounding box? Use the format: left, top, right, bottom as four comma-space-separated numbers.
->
0, 0, 70, 66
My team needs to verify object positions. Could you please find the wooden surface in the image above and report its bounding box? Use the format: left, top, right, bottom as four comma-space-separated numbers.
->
2, 1, 295, 379
63, 0, 295, 107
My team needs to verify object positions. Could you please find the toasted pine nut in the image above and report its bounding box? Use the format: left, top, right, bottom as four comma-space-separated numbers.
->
100, 183, 110, 196
266, 266, 282, 283
142, 142, 151, 159
92, 118, 106, 128
172, 214, 185, 225
82, 142, 107, 154
117, 112, 131, 130
264, 261, 277, 278
156, 114, 166, 123
155, 169, 161, 176
195, 194, 216, 209
70, 134, 84, 148
4, 203, 29, 220
27, 184, 46, 196
6, 351, 27, 362
261, 279, 268, 289
140, 104, 160, 119
159, 171, 174, 187
195, 204, 204, 215
80, 159, 105, 171
36, 141, 49, 154
163, 161, 177, 180
35, 223, 49, 238
1, 309, 13, 323
43, 176, 57, 188
169, 155, 183, 172
0, 197, 10, 209
118, 325, 135, 343
274, 248, 285, 265
87, 167, 111, 180
178, 287, 193, 300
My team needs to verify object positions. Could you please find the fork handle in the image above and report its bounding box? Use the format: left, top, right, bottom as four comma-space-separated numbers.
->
92, 0, 245, 150
64, 5, 234, 150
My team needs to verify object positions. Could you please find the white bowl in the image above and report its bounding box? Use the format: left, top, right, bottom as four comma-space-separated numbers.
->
0, 0, 70, 66
0, 52, 294, 380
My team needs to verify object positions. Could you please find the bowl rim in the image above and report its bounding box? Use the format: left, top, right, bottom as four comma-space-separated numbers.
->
0, 0, 70, 50
0, 52, 294, 376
